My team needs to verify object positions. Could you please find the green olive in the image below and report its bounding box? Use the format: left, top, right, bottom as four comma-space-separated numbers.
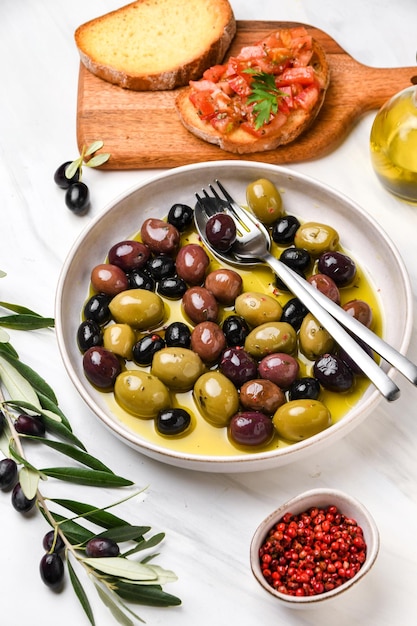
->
114, 370, 171, 419
246, 178, 283, 225
193, 371, 239, 427
151, 347, 206, 392
244, 322, 297, 359
235, 292, 282, 327
294, 222, 340, 256
272, 399, 331, 442
109, 289, 165, 329
103, 323, 136, 359
298, 313, 335, 360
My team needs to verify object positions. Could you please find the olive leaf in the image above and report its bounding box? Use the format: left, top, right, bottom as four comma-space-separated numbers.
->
0, 348, 58, 403
85, 140, 104, 155
86, 153, 111, 168
19, 465, 40, 500
122, 564, 178, 586
122, 532, 165, 557
49, 498, 140, 531
0, 355, 41, 409
25, 437, 115, 473
83, 557, 157, 581
112, 581, 181, 606
0, 314, 55, 330
0, 328, 9, 343
94, 584, 136, 626
97, 526, 152, 545
68, 557, 96, 626
40, 466, 133, 487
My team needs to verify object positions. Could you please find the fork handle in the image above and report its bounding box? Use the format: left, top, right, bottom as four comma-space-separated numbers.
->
287, 261, 417, 385
262, 252, 401, 401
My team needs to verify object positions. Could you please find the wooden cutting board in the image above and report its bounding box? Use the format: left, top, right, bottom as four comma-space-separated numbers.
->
76, 20, 416, 170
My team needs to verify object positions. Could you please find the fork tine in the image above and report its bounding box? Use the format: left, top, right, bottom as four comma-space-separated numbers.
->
215, 179, 234, 203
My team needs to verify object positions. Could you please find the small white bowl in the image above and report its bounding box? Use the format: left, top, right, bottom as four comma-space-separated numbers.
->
250, 488, 380, 608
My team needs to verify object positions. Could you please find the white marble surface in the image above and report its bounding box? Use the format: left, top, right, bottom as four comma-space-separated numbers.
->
1, 1, 417, 624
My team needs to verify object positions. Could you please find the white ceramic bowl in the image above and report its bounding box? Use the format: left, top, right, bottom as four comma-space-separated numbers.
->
55, 161, 413, 472
250, 488, 380, 607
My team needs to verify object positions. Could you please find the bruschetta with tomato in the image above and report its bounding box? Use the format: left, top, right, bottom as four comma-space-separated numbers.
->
175, 26, 330, 153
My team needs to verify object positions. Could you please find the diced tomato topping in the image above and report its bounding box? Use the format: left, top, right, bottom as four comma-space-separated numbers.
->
203, 64, 226, 83
276, 66, 316, 86
189, 90, 217, 119
187, 25, 322, 135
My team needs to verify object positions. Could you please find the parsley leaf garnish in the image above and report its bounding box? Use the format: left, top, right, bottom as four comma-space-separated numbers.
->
244, 69, 288, 130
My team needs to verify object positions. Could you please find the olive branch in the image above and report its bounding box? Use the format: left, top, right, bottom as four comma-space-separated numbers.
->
0, 290, 181, 625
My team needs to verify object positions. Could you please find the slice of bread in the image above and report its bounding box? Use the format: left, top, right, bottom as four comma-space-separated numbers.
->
176, 27, 330, 154
75, 0, 236, 91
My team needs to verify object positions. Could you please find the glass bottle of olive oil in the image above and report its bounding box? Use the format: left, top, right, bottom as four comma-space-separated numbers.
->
370, 85, 417, 203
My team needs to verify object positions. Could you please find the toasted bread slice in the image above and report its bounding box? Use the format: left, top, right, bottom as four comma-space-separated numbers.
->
75, 0, 236, 91
176, 28, 330, 153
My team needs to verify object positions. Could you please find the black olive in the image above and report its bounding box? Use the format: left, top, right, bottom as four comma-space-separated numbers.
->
77, 319, 103, 352
280, 247, 311, 272
157, 276, 187, 299
128, 268, 155, 291
11, 482, 36, 513
271, 215, 300, 244
313, 353, 354, 392
156, 408, 191, 435
40, 553, 65, 590
146, 255, 176, 281
222, 315, 250, 347
167, 203, 193, 231
83, 293, 112, 325
132, 333, 165, 366
0, 458, 18, 491
280, 298, 309, 331
288, 377, 321, 400
164, 322, 191, 348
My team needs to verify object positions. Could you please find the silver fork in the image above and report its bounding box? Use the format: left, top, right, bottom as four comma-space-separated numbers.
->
195, 180, 417, 401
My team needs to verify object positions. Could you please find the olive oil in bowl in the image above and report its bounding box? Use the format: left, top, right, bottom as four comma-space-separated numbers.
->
370, 85, 417, 203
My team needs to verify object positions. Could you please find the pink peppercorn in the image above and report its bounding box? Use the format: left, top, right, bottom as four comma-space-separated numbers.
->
259, 505, 367, 597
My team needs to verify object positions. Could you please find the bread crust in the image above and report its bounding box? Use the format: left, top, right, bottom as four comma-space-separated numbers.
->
175, 36, 330, 154
75, 0, 236, 91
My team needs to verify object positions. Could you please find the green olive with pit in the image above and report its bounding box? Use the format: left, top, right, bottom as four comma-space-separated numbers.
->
272, 399, 331, 442
151, 347, 206, 392
193, 371, 239, 427
109, 289, 165, 329
244, 322, 297, 359
114, 370, 171, 419
103, 323, 136, 359
246, 178, 283, 225
294, 222, 340, 257
298, 313, 335, 361
235, 292, 282, 327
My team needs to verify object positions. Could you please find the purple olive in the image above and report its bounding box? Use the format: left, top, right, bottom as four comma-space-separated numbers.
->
219, 347, 258, 387
85, 538, 120, 558
14, 414, 45, 437
205, 213, 237, 251
40, 553, 64, 590
229, 411, 274, 447
82, 346, 122, 389
317, 251, 357, 287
